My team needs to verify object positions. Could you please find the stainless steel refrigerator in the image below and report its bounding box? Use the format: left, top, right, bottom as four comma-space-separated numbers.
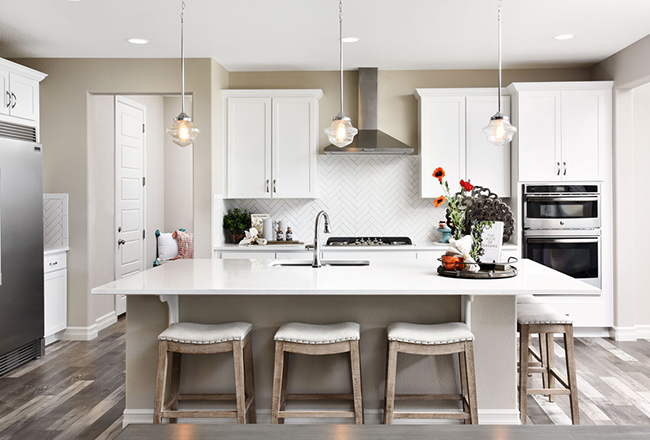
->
0, 132, 44, 376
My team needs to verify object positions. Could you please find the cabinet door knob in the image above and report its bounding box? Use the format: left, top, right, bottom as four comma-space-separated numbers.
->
10, 93, 16, 109
556, 162, 561, 176
563, 162, 567, 176
266, 179, 270, 193
118, 239, 126, 246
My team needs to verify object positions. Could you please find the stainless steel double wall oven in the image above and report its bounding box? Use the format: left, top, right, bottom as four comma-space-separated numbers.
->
523, 184, 601, 288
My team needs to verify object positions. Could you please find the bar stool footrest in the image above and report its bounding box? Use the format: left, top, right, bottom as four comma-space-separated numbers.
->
394, 393, 464, 401
285, 393, 354, 401
178, 393, 237, 401
161, 410, 238, 418
278, 410, 356, 419
393, 411, 470, 420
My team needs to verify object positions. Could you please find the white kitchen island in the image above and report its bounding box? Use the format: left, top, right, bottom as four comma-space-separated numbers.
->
92, 258, 598, 426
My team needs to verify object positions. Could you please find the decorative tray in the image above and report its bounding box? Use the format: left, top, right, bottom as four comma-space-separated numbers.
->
437, 257, 518, 279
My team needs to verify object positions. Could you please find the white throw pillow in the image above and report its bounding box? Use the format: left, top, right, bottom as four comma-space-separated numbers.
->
158, 232, 179, 261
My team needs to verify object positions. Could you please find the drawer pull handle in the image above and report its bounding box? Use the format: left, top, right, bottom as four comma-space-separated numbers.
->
10, 93, 16, 109
49, 262, 58, 266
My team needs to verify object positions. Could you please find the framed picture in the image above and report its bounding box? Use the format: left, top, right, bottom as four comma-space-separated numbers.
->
251, 214, 269, 235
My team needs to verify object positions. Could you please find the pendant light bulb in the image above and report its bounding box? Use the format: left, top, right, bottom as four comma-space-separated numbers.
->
325, 0, 357, 148
167, 0, 200, 147
484, 0, 516, 146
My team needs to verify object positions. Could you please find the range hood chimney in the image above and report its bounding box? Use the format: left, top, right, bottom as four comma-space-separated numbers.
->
324, 67, 414, 155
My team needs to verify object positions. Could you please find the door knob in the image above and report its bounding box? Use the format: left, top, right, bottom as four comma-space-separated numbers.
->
118, 239, 126, 246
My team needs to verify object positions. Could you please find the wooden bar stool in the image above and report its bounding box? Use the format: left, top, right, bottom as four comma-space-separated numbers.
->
384, 322, 478, 424
153, 322, 256, 424
518, 303, 579, 425
270, 322, 364, 424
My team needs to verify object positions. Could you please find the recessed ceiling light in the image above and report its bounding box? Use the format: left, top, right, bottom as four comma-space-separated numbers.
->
342, 37, 360, 43
554, 34, 575, 41
127, 38, 150, 45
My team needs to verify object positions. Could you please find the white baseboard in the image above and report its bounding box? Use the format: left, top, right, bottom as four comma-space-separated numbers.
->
609, 326, 638, 341
96, 311, 118, 332
122, 408, 520, 427
637, 326, 650, 339
573, 327, 610, 338
58, 311, 117, 341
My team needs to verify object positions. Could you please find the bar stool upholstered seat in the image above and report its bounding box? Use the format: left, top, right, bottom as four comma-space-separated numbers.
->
384, 322, 478, 424
271, 322, 363, 424
517, 303, 579, 425
153, 322, 256, 424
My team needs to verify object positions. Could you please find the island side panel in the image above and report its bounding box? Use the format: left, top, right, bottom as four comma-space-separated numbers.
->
125, 294, 518, 424
470, 295, 518, 421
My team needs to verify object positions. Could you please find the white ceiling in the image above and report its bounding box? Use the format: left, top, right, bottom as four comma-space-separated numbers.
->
2, 0, 650, 71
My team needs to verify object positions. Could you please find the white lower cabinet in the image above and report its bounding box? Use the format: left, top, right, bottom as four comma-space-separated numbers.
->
44, 251, 67, 343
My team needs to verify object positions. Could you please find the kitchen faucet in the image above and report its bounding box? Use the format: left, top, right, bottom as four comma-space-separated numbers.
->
311, 211, 331, 268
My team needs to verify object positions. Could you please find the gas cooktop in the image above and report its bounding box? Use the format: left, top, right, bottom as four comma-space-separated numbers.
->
326, 237, 413, 246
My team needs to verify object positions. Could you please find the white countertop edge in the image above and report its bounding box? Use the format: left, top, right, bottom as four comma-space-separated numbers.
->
214, 243, 519, 252
92, 288, 595, 296
44, 247, 70, 255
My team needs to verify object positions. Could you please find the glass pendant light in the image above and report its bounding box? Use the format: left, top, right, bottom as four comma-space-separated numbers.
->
167, 0, 200, 147
325, 0, 358, 148
483, 0, 517, 146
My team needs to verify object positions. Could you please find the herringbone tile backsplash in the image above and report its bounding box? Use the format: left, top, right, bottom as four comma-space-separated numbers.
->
227, 156, 446, 244
43, 194, 69, 249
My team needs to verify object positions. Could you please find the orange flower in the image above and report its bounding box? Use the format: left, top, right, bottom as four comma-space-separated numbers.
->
432, 167, 446, 181
434, 195, 446, 207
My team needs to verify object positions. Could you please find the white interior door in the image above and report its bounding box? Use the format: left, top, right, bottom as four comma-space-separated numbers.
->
114, 96, 146, 316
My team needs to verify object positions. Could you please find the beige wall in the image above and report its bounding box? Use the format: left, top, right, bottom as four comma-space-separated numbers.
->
230, 68, 590, 154
163, 96, 194, 232
14, 58, 221, 328
591, 34, 650, 333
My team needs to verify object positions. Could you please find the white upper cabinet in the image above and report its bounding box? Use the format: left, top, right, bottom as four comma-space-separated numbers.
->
0, 58, 46, 127
415, 89, 511, 199
466, 95, 511, 197
224, 90, 322, 199
8, 73, 38, 121
227, 97, 272, 199
507, 82, 612, 182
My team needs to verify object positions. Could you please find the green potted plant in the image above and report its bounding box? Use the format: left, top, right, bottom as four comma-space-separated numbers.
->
223, 208, 252, 244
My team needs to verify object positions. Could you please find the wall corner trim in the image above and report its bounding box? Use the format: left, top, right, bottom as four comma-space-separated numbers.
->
609, 326, 638, 341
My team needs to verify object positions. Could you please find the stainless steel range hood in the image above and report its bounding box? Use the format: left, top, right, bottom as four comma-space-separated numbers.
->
324, 68, 414, 155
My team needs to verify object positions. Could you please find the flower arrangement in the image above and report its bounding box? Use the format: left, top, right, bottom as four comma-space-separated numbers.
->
432, 167, 493, 262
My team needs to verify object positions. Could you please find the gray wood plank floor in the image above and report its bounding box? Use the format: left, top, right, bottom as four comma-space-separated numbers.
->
1, 318, 649, 439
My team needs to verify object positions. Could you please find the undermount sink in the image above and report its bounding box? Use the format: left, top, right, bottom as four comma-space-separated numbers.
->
271, 259, 370, 267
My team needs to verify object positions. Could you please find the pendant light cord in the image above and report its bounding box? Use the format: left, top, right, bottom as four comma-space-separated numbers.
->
180, 0, 186, 115
339, 0, 344, 115
497, 0, 502, 114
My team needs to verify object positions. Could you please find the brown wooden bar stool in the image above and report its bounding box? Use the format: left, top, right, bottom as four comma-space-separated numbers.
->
383, 322, 478, 424
153, 322, 256, 424
518, 303, 579, 425
270, 322, 363, 424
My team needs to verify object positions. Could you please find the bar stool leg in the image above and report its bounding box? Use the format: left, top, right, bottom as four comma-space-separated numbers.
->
243, 337, 256, 424
153, 341, 169, 424
271, 341, 286, 424
546, 333, 556, 402
458, 350, 469, 416
383, 340, 398, 425
278, 351, 289, 424
538, 333, 548, 392
169, 352, 182, 423
233, 340, 247, 424
464, 341, 478, 425
564, 325, 580, 425
350, 340, 364, 424
519, 324, 530, 425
